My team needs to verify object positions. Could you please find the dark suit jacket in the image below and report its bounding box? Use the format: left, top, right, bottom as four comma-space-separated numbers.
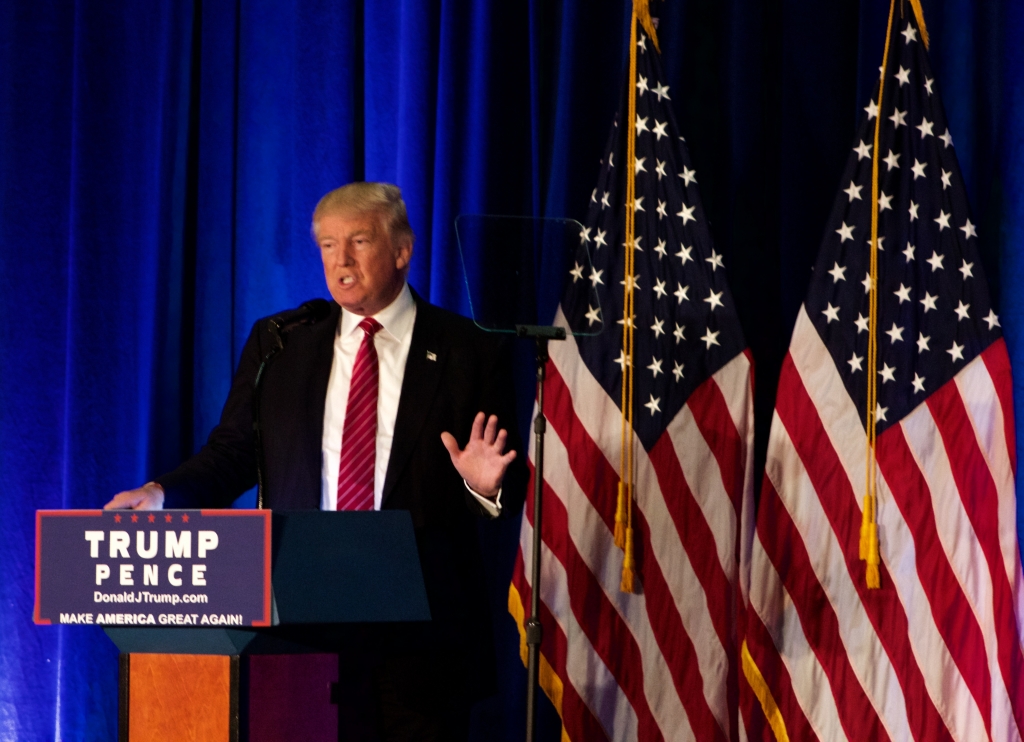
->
155, 289, 526, 699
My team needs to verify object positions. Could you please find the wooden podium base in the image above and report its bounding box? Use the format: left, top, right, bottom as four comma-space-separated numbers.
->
119, 653, 338, 742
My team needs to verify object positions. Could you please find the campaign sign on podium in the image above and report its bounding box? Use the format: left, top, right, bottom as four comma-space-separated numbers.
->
35, 510, 271, 628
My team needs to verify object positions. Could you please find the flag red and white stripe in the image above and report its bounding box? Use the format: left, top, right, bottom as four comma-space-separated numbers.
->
743, 309, 1024, 741
510, 311, 755, 742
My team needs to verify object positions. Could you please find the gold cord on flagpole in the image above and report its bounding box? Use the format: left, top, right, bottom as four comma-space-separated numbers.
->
614, 5, 638, 593
616, 0, 659, 594
862, 0, 897, 590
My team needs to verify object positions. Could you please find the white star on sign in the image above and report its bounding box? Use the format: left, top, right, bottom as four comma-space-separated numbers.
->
634, 156, 647, 174
607, 152, 614, 168
701, 328, 720, 348
844, 181, 863, 201
890, 108, 907, 128
917, 332, 931, 352
590, 267, 604, 286
644, 394, 661, 415
652, 82, 671, 101
585, 305, 601, 326
600, 191, 610, 209
672, 361, 684, 381
822, 303, 840, 323
948, 341, 965, 362
635, 115, 649, 136
895, 66, 911, 85
904, 243, 916, 262
590, 188, 597, 203
876, 236, 886, 251
920, 292, 938, 312
579, 226, 591, 243
879, 363, 896, 383
940, 128, 953, 148
652, 120, 668, 141
676, 245, 693, 264
653, 279, 667, 299
878, 192, 893, 211
864, 99, 879, 119
875, 403, 889, 423
927, 251, 945, 271
677, 203, 696, 225
634, 196, 645, 212
961, 219, 977, 239
935, 210, 951, 230
655, 159, 667, 180
911, 159, 928, 179
647, 356, 663, 377
656, 199, 667, 219
854, 140, 873, 160
673, 322, 686, 343
894, 283, 911, 303
941, 170, 952, 189
884, 150, 901, 171
679, 166, 697, 186
706, 249, 724, 270
955, 301, 971, 321
886, 323, 905, 343
615, 350, 630, 371
909, 200, 920, 221
836, 222, 855, 242
636, 75, 649, 94
848, 353, 864, 372
917, 118, 934, 138
569, 262, 584, 282
912, 373, 926, 393
862, 272, 874, 293
925, 77, 935, 94
985, 309, 1000, 329
594, 228, 607, 248
620, 274, 640, 291
637, 34, 647, 52
960, 260, 974, 279
705, 289, 725, 310
674, 284, 689, 303
654, 238, 667, 258
855, 313, 869, 333
828, 262, 847, 282
617, 313, 635, 329
902, 25, 918, 43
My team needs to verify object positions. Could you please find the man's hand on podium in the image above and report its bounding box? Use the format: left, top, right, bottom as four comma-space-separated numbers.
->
441, 412, 517, 498
104, 482, 165, 510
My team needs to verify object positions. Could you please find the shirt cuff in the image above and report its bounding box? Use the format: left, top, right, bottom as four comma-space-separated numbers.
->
465, 480, 502, 518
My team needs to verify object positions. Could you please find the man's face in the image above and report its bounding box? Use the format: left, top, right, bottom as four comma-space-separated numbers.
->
315, 210, 412, 316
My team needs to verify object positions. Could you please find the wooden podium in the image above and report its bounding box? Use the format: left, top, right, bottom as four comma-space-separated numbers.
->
38, 510, 430, 742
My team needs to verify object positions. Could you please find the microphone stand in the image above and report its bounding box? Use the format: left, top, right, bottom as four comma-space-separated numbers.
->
253, 328, 285, 510
515, 323, 566, 742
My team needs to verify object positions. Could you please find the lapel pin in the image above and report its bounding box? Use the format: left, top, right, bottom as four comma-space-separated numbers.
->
426, 351, 437, 362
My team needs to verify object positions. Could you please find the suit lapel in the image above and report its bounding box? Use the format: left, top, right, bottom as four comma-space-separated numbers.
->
301, 303, 340, 509
381, 295, 445, 506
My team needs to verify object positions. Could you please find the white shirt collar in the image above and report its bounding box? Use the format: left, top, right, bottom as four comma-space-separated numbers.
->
339, 282, 415, 343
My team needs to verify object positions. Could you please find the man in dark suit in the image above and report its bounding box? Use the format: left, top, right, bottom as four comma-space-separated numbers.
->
106, 182, 525, 741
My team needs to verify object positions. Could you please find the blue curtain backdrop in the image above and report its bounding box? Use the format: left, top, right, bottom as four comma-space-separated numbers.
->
1, 0, 1022, 739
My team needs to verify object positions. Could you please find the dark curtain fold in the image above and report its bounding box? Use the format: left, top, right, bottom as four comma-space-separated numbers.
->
1, 0, 1022, 738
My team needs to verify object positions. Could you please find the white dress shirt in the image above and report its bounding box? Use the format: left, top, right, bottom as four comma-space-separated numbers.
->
320, 283, 501, 515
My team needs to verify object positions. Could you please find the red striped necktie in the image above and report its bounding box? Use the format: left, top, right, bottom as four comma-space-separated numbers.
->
335, 317, 383, 511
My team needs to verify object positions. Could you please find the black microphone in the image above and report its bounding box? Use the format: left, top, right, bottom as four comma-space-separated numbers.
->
267, 298, 332, 337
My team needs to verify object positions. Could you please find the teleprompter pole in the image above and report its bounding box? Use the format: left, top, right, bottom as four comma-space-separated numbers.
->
515, 324, 566, 742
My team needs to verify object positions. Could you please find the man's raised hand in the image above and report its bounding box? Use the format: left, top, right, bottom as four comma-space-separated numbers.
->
441, 412, 517, 498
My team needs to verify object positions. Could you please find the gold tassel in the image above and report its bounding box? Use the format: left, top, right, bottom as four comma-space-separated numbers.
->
633, 0, 661, 52
859, 494, 871, 559
866, 519, 881, 588
614, 481, 627, 549
620, 527, 636, 593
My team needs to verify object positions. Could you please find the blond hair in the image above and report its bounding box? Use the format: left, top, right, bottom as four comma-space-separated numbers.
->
312, 182, 415, 243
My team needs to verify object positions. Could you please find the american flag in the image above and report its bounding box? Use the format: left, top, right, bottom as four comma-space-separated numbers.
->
742, 7, 1024, 741
509, 19, 755, 742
